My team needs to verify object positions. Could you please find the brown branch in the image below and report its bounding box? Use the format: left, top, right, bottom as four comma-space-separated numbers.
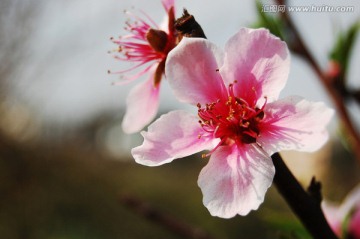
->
275, 0, 360, 162
272, 153, 338, 239
119, 194, 217, 239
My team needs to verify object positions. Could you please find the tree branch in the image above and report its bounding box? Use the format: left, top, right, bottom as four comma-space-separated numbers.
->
274, 0, 360, 162
272, 153, 338, 239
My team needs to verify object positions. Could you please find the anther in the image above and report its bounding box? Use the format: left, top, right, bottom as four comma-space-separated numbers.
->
241, 121, 250, 128
226, 96, 233, 106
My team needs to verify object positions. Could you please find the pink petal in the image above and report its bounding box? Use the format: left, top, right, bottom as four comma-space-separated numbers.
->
340, 184, 360, 214
161, 0, 175, 12
159, 0, 174, 33
165, 37, 227, 106
340, 184, 360, 237
257, 96, 334, 155
132, 110, 217, 166
350, 210, 360, 238
322, 185, 360, 238
322, 202, 342, 236
220, 28, 290, 106
198, 144, 275, 218
122, 69, 160, 134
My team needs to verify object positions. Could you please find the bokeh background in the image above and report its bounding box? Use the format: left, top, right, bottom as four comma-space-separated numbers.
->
1, 0, 360, 238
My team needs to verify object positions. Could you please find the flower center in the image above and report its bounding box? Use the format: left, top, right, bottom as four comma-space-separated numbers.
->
197, 83, 266, 148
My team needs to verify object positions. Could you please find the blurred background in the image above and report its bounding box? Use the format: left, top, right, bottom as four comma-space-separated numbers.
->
0, 0, 359, 238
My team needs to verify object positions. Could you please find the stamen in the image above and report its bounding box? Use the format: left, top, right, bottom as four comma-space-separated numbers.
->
226, 96, 232, 106
197, 83, 267, 153
260, 96, 268, 111
202, 137, 227, 158
228, 83, 235, 97
213, 125, 220, 137
240, 121, 250, 128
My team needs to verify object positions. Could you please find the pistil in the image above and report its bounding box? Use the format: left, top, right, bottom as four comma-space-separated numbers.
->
197, 83, 267, 152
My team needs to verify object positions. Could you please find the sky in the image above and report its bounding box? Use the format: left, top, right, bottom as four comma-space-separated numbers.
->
5, 0, 360, 129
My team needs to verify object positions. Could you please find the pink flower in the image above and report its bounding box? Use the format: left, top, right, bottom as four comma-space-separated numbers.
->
110, 0, 177, 134
132, 28, 334, 218
323, 184, 360, 238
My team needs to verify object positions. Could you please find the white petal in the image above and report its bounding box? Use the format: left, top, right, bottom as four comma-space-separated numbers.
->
221, 28, 290, 105
132, 110, 217, 166
198, 144, 275, 218
122, 72, 160, 134
258, 96, 334, 155
165, 37, 227, 106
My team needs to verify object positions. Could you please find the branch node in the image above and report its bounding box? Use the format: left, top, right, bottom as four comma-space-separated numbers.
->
307, 176, 322, 204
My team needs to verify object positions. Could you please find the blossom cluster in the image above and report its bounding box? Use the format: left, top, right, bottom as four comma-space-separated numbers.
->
111, 0, 334, 219
132, 28, 333, 218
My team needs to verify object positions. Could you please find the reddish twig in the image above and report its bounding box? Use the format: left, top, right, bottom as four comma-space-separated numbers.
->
275, 0, 360, 162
